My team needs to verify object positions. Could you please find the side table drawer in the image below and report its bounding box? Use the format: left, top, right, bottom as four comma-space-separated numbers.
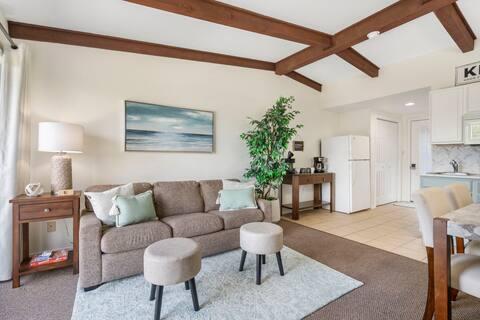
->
19, 201, 73, 220
322, 174, 332, 183
299, 175, 322, 184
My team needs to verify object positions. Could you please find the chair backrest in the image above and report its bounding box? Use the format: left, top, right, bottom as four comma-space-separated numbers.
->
445, 183, 473, 210
412, 187, 453, 247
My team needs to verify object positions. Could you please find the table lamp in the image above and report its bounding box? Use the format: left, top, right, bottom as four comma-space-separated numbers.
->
38, 122, 84, 195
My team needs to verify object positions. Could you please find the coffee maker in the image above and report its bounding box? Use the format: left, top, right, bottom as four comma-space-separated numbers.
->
314, 157, 327, 173
285, 151, 296, 174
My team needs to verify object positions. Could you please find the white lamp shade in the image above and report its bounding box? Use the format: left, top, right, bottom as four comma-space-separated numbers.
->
38, 122, 84, 153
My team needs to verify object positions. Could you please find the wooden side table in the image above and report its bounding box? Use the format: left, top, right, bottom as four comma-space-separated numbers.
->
9, 192, 81, 288
280, 173, 335, 220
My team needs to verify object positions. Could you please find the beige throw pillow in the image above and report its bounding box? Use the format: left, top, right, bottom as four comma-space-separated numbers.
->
85, 183, 134, 225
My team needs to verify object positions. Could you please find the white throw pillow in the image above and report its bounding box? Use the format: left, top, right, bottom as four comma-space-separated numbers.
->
85, 183, 134, 225
216, 179, 256, 204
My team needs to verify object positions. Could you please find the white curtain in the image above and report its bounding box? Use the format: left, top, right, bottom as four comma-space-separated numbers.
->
0, 44, 29, 281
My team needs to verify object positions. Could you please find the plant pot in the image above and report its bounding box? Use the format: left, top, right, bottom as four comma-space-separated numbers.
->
268, 198, 281, 222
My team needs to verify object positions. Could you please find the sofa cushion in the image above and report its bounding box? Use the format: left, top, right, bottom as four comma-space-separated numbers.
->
199, 180, 223, 212
161, 213, 223, 238
211, 209, 264, 230
85, 182, 152, 212
199, 179, 241, 212
153, 181, 204, 217
100, 220, 171, 254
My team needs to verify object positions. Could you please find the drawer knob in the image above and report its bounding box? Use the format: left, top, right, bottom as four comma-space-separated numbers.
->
44, 208, 51, 213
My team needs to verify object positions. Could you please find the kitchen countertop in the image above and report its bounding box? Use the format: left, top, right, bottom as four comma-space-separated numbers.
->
421, 173, 480, 179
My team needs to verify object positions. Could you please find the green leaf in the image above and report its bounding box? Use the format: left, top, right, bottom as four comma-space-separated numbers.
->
240, 96, 302, 198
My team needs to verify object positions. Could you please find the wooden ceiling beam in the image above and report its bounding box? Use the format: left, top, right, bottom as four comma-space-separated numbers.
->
336, 48, 379, 78
434, 3, 476, 53
276, 0, 459, 75
8, 21, 322, 92
8, 21, 275, 70
126, 0, 378, 78
286, 72, 322, 92
125, 0, 331, 47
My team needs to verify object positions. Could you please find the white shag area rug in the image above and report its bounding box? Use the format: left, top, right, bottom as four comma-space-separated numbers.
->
72, 247, 362, 320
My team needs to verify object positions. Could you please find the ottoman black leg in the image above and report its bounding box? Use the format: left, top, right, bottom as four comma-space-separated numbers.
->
276, 252, 285, 276
256, 254, 262, 285
261, 254, 266, 264
149, 284, 157, 301
189, 278, 200, 311
185, 281, 190, 290
239, 250, 247, 271
154, 285, 164, 320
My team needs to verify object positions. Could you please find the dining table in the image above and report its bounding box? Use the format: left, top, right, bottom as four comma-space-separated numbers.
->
433, 203, 480, 320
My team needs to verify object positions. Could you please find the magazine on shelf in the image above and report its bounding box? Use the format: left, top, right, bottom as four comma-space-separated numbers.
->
29, 249, 69, 267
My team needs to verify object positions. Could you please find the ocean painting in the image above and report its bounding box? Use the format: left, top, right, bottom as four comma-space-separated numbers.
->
125, 101, 214, 152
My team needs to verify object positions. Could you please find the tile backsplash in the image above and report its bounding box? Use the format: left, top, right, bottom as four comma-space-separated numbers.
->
432, 145, 480, 174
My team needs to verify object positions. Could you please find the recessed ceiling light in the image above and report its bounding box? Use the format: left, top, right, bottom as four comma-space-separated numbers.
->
367, 31, 381, 39
405, 102, 415, 107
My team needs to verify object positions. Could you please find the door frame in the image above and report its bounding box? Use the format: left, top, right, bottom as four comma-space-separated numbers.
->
404, 114, 430, 201
370, 112, 402, 208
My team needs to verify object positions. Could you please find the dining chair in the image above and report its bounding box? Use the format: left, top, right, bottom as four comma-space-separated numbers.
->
412, 187, 480, 320
444, 183, 480, 256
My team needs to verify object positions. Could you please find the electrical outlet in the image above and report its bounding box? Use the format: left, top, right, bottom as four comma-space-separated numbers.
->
47, 221, 56, 232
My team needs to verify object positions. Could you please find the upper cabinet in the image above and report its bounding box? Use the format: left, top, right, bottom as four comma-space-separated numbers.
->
464, 82, 480, 113
430, 86, 464, 144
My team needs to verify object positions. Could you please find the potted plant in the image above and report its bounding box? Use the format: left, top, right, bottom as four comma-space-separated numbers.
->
240, 96, 303, 222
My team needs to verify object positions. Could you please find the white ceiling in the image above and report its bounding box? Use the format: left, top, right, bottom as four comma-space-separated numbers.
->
329, 88, 430, 115
0, 0, 478, 84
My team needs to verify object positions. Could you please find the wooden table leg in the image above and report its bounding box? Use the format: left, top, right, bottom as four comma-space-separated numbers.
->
314, 184, 320, 208
292, 176, 300, 220
73, 198, 80, 274
433, 218, 452, 320
279, 184, 283, 217
330, 175, 335, 213
12, 206, 20, 288
22, 223, 29, 261
455, 237, 465, 254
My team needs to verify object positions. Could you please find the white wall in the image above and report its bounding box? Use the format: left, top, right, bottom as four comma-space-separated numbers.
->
336, 108, 372, 136
320, 46, 480, 108
23, 40, 338, 253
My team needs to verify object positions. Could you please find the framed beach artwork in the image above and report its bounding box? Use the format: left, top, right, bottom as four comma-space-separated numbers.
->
125, 101, 215, 153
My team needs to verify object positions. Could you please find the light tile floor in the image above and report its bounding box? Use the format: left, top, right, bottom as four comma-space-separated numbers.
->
282, 203, 427, 263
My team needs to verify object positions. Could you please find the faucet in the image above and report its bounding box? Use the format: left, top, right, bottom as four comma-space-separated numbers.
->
450, 160, 459, 173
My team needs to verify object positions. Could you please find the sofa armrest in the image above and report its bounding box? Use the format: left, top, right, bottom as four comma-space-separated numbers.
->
257, 199, 273, 223
79, 211, 103, 288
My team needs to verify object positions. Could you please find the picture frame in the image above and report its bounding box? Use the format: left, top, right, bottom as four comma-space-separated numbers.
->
124, 100, 215, 153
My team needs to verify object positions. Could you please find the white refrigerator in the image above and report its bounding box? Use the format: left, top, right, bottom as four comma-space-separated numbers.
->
322, 135, 371, 214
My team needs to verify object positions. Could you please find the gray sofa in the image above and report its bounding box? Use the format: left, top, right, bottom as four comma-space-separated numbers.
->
79, 180, 272, 290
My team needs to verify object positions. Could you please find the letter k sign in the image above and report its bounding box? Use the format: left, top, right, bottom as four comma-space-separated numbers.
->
465, 66, 478, 78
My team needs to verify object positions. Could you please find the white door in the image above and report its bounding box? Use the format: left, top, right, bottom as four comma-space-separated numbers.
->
410, 120, 432, 199
350, 160, 371, 212
375, 119, 399, 206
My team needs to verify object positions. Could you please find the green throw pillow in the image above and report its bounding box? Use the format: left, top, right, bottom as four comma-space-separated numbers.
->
219, 186, 258, 211
113, 190, 158, 227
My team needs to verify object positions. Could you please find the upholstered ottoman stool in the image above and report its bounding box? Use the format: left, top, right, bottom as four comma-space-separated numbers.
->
144, 238, 201, 320
239, 222, 284, 285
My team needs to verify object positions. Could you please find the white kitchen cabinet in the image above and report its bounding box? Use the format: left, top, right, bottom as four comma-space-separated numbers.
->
430, 86, 464, 144
464, 82, 480, 113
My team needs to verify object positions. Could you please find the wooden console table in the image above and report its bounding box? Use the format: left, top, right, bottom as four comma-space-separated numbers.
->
10, 192, 81, 288
280, 173, 335, 220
